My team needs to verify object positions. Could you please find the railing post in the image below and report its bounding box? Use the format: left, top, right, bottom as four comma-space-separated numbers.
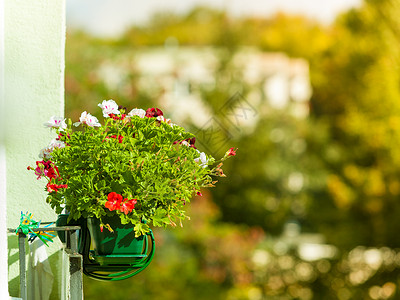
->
9, 225, 83, 300
66, 229, 83, 300
18, 231, 27, 300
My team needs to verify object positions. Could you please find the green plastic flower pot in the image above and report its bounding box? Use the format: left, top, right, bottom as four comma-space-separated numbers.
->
87, 215, 145, 257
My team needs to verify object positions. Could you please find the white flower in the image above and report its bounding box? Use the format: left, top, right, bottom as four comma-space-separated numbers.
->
39, 139, 65, 158
128, 108, 146, 118
39, 147, 52, 159
50, 139, 66, 149
167, 120, 177, 128
43, 116, 67, 131
156, 115, 165, 122
98, 99, 120, 117
162, 118, 177, 127
194, 151, 208, 168
155, 116, 176, 127
73, 111, 101, 127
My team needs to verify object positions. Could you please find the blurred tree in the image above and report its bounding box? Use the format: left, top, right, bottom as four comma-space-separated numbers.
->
121, 7, 234, 47
309, 0, 400, 249
64, 1, 400, 298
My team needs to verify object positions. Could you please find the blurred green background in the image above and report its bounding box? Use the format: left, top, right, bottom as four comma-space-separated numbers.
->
66, 0, 400, 299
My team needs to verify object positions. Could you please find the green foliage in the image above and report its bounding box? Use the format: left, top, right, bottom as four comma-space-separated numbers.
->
30, 103, 234, 236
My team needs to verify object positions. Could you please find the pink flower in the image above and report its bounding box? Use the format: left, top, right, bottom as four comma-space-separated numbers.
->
33, 160, 60, 180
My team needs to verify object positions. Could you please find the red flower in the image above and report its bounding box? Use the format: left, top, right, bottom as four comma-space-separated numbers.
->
145, 108, 163, 118
105, 192, 123, 211
109, 113, 126, 121
173, 138, 196, 149
46, 165, 60, 179
226, 147, 237, 157
46, 183, 68, 193
57, 132, 70, 140
105, 134, 124, 143
108, 192, 121, 202
119, 198, 137, 215
105, 193, 137, 214
186, 137, 196, 148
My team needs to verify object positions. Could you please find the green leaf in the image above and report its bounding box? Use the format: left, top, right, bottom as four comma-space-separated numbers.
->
152, 208, 170, 227
134, 222, 150, 237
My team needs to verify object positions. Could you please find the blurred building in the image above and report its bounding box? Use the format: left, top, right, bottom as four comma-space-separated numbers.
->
96, 47, 312, 126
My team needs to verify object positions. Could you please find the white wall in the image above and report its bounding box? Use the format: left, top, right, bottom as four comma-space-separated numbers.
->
0, 0, 10, 298
4, 0, 66, 298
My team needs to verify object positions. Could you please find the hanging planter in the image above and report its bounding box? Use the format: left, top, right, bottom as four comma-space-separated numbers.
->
87, 216, 145, 257
28, 99, 236, 280
83, 216, 155, 281
56, 213, 155, 281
